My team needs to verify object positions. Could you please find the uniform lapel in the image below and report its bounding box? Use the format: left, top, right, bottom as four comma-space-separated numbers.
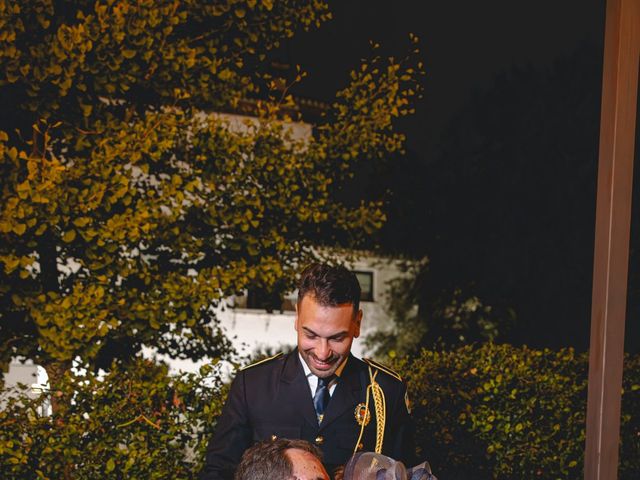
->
319, 355, 362, 430
280, 350, 318, 428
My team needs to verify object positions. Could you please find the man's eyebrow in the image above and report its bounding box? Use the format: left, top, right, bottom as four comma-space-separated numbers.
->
301, 327, 348, 340
302, 327, 318, 336
328, 331, 348, 340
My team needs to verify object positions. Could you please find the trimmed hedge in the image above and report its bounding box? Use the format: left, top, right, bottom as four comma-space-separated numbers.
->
1, 345, 638, 479
394, 343, 640, 479
0, 359, 225, 480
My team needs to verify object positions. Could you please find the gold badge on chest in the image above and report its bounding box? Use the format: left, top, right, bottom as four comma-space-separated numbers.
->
354, 403, 371, 426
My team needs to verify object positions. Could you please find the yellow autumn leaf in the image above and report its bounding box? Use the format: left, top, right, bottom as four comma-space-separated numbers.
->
3, 256, 20, 273
73, 217, 91, 228
62, 230, 76, 242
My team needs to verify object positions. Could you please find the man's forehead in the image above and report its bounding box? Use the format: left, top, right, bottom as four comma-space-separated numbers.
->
285, 448, 316, 458
286, 448, 328, 480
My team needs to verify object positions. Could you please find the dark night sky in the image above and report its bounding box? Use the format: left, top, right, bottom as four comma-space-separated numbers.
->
286, 0, 607, 156
278, 1, 640, 351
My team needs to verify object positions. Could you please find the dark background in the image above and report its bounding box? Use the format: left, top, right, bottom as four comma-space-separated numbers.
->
279, 1, 640, 351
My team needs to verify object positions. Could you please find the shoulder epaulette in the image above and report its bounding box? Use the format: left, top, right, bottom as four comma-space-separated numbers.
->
240, 352, 284, 371
363, 357, 403, 382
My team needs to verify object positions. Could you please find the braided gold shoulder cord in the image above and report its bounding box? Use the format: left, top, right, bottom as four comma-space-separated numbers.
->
354, 366, 387, 455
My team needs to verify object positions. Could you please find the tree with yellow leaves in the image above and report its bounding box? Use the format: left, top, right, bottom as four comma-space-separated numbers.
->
0, 0, 422, 390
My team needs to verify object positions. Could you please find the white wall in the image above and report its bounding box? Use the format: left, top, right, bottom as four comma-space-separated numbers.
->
1, 361, 49, 413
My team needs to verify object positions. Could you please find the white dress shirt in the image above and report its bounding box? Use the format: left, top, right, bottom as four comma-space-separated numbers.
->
299, 352, 348, 399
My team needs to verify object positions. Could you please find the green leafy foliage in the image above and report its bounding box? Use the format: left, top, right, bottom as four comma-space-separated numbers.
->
392, 343, 640, 479
0, 0, 423, 380
1, 345, 637, 479
0, 358, 226, 479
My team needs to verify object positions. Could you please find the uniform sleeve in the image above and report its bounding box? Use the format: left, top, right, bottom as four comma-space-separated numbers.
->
386, 381, 417, 467
199, 372, 252, 480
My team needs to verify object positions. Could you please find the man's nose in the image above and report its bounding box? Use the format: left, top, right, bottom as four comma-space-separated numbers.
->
316, 339, 331, 360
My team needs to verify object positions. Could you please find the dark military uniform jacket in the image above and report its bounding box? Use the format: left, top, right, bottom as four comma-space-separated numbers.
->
199, 350, 415, 480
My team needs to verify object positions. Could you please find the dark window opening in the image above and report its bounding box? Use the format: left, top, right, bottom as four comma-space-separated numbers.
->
233, 286, 296, 313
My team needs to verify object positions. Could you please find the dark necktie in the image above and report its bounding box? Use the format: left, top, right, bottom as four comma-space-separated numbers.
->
313, 375, 335, 422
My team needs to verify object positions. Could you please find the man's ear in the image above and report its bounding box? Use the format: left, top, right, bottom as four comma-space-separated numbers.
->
294, 303, 299, 331
354, 309, 363, 338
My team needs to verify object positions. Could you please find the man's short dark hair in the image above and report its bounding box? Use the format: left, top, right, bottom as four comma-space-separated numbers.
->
234, 438, 323, 480
297, 263, 361, 315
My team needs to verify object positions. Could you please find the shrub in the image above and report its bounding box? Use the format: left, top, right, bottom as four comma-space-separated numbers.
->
394, 343, 639, 480
2, 345, 637, 479
0, 359, 225, 480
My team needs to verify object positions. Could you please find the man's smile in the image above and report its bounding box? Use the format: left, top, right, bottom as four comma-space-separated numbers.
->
307, 353, 338, 371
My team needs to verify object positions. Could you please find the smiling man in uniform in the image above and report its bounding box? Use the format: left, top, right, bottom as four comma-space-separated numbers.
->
199, 263, 415, 480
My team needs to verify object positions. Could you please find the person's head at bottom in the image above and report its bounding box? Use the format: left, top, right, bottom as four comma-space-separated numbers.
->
234, 438, 330, 480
